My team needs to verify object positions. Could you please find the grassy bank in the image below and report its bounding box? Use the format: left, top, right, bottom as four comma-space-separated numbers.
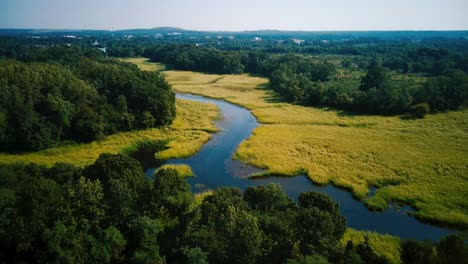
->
0, 99, 220, 167
120, 57, 166, 71
156, 164, 194, 177
124, 58, 468, 228
342, 229, 401, 264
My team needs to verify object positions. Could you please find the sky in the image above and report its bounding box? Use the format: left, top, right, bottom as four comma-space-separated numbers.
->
0, 0, 467, 31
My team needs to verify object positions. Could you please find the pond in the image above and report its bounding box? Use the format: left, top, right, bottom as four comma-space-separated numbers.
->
144, 93, 455, 241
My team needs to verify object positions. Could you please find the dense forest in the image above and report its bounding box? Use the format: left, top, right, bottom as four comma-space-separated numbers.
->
0, 46, 175, 152
0, 153, 466, 263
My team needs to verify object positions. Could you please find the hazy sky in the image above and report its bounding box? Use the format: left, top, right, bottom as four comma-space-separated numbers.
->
0, 0, 467, 31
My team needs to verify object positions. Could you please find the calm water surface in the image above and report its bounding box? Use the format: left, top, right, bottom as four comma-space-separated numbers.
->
145, 93, 455, 241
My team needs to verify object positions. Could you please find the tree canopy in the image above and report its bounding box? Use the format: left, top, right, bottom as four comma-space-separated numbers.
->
0, 47, 175, 152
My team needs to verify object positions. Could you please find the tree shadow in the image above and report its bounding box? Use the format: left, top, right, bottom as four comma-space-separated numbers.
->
400, 114, 420, 121
336, 110, 362, 117
256, 83, 288, 103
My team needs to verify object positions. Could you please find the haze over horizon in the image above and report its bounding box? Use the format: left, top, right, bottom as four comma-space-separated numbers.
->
0, 0, 467, 31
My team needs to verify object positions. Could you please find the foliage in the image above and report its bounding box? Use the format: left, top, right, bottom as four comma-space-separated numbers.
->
400, 240, 438, 264
436, 235, 468, 264
414, 69, 468, 112
408, 103, 430, 119
296, 192, 346, 257
399, 235, 468, 264
145, 43, 245, 74
0, 50, 175, 152
244, 184, 297, 263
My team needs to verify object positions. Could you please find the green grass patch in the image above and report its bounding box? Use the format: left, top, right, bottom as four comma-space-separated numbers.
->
155, 164, 194, 178
120, 57, 166, 71
342, 228, 401, 264
194, 190, 214, 205
121, 139, 169, 156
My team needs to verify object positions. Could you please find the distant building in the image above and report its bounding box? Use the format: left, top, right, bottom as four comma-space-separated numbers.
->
253, 37, 262, 42
291, 38, 305, 45
92, 40, 99, 46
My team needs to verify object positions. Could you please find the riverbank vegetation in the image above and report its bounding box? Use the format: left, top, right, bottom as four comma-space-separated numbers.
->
144, 66, 468, 229
156, 164, 194, 177
1, 153, 466, 263
0, 98, 219, 167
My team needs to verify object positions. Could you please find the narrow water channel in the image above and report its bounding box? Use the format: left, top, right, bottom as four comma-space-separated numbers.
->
145, 93, 455, 241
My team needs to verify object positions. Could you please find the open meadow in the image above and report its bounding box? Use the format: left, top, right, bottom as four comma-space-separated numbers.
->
0, 98, 219, 167
123, 58, 468, 229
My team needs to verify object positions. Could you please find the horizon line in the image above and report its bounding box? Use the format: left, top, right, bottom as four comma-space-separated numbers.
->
1, 27, 468, 33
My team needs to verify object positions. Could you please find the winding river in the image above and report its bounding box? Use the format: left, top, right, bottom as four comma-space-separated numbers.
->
145, 93, 455, 241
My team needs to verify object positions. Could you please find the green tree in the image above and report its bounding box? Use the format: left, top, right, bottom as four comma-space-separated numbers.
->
359, 60, 388, 92
436, 235, 468, 264
409, 102, 430, 119
244, 184, 298, 263
128, 216, 165, 264
150, 168, 195, 259
296, 192, 346, 258
14, 175, 64, 252
400, 240, 437, 264
84, 153, 147, 227
189, 187, 263, 264
184, 247, 208, 264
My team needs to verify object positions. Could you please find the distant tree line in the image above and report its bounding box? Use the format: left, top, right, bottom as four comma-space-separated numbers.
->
144, 43, 468, 116
144, 44, 245, 74
0, 46, 175, 152
286, 58, 468, 115
1, 153, 466, 263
